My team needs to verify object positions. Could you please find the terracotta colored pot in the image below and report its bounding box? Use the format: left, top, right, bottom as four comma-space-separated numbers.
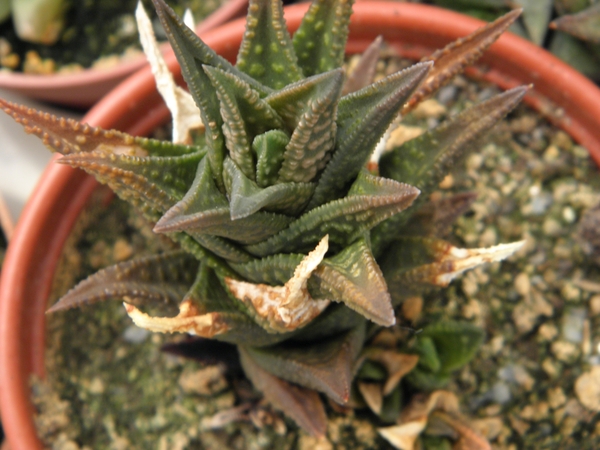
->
2, 2, 600, 448
0, 0, 249, 109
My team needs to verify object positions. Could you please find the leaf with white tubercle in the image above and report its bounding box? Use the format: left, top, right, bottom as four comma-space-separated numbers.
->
47, 251, 198, 313
308, 62, 432, 209
276, 68, 344, 184
230, 238, 394, 326
266, 69, 346, 130
223, 158, 314, 219
204, 65, 284, 180
154, 159, 293, 244
245, 171, 420, 257
241, 321, 365, 405
236, 0, 303, 89
372, 87, 528, 255
402, 8, 522, 114
0, 98, 198, 158
292, 0, 355, 77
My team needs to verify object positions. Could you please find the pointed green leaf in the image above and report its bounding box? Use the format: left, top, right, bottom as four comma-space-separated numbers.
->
236, 0, 303, 89
245, 171, 419, 256
47, 251, 198, 313
266, 69, 345, 130
308, 63, 431, 209
239, 347, 327, 437
254, 130, 289, 187
242, 322, 365, 404
314, 239, 395, 326
155, 159, 293, 244
61, 151, 203, 205
293, 0, 354, 77
224, 158, 314, 219
152, 0, 269, 188
59, 152, 200, 223
277, 69, 344, 183
382, 87, 527, 195
372, 87, 527, 255
204, 66, 284, 180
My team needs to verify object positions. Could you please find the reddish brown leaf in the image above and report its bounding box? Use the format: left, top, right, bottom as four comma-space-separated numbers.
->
238, 346, 327, 437
402, 9, 522, 114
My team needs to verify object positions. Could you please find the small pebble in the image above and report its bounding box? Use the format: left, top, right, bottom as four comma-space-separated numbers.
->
551, 340, 580, 363
123, 325, 150, 344
574, 366, 600, 412
514, 273, 531, 297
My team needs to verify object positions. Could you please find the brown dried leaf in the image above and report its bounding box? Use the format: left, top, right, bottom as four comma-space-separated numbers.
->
358, 382, 383, 415
363, 348, 420, 395
402, 9, 522, 114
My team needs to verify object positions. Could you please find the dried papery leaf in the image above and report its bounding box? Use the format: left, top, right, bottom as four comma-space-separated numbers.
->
358, 382, 383, 414
343, 36, 383, 95
378, 420, 427, 450
47, 251, 198, 313
224, 236, 331, 333
236, 0, 302, 89
362, 348, 420, 395
428, 411, 492, 450
293, 0, 354, 77
243, 322, 365, 404
309, 62, 431, 209
136, 2, 202, 144
238, 347, 327, 437
125, 299, 229, 337
246, 172, 420, 257
379, 390, 461, 449
550, 4, 600, 44
383, 237, 524, 301
402, 8, 522, 114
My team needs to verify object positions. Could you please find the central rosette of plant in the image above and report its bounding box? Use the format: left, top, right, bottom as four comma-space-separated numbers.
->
1, 0, 527, 440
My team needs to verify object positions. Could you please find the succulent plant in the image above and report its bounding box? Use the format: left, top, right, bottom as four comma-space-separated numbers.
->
1, 0, 528, 442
